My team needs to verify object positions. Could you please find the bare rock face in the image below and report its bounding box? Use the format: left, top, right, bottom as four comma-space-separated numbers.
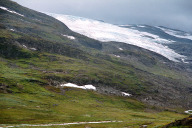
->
163, 115, 192, 128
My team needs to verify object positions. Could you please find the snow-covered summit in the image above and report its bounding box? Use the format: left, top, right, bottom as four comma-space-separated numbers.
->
47, 13, 186, 62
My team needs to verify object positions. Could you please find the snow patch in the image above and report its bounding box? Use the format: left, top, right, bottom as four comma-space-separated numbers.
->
114, 55, 120, 58
182, 58, 189, 64
84, 85, 96, 90
62, 34, 75, 40
47, 13, 186, 62
185, 110, 192, 114
61, 83, 84, 89
138, 25, 145, 28
60, 83, 96, 90
158, 27, 192, 40
119, 48, 123, 50
9, 29, 15, 32
30, 48, 37, 51
0, 6, 24, 17
22, 45, 27, 48
121, 92, 132, 97
33, 19, 41, 22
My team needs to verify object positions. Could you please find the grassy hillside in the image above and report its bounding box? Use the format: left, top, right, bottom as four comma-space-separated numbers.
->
0, 86, 187, 127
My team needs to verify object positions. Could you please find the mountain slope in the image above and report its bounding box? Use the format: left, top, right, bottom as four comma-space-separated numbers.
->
0, 0, 192, 126
48, 14, 192, 63
121, 25, 192, 64
1, 0, 192, 107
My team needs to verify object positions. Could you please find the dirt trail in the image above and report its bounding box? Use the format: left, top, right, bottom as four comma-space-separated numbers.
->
1, 120, 123, 128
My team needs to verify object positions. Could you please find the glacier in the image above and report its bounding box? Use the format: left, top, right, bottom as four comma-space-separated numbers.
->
47, 13, 186, 62
158, 26, 192, 40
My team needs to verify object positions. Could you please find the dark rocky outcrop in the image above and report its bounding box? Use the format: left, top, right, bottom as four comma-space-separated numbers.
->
163, 115, 192, 128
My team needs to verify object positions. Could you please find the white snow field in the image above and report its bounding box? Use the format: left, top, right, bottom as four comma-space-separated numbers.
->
158, 27, 192, 40
60, 83, 96, 90
62, 34, 76, 40
121, 92, 132, 97
185, 110, 192, 114
47, 13, 186, 62
0, 6, 24, 17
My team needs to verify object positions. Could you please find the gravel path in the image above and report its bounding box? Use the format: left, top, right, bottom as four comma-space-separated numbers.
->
0, 120, 123, 128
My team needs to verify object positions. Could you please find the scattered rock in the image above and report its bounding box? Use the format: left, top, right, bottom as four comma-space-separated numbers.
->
53, 104, 58, 107
140, 125, 147, 128
29, 48, 37, 51
85, 126, 91, 128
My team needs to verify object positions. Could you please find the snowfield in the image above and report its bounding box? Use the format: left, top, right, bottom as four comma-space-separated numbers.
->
158, 27, 192, 40
185, 110, 192, 114
119, 48, 123, 51
60, 83, 96, 90
9, 29, 15, 31
114, 55, 120, 58
121, 92, 132, 97
0, 6, 24, 17
47, 13, 186, 62
62, 34, 76, 40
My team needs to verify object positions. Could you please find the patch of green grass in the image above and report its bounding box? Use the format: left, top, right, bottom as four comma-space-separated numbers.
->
0, 88, 186, 127
0, 29, 21, 39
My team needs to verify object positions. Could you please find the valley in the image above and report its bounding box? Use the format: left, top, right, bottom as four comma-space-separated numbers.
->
0, 0, 192, 127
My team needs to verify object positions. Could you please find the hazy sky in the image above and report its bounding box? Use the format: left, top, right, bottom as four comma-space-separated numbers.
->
12, 0, 192, 32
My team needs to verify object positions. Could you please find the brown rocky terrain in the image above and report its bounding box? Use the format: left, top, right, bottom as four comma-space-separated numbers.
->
163, 115, 192, 128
